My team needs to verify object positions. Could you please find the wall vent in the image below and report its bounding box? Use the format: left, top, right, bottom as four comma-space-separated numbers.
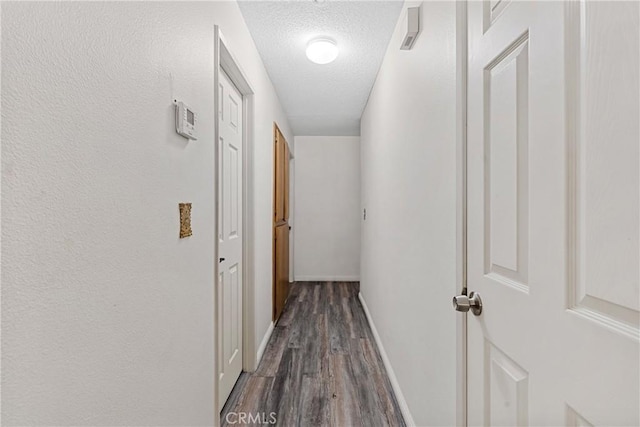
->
400, 6, 420, 50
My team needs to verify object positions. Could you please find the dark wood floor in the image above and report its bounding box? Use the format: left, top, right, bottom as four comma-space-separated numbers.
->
221, 282, 406, 427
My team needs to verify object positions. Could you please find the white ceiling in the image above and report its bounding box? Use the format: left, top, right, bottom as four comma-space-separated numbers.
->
238, 0, 404, 136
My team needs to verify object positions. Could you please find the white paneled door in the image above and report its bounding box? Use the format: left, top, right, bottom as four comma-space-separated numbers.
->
466, 1, 639, 425
218, 69, 244, 410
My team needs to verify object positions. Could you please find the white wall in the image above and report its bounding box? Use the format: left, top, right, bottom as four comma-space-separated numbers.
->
294, 136, 360, 281
1, 2, 291, 425
359, 2, 458, 425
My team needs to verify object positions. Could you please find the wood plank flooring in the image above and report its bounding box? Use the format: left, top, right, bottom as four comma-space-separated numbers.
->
221, 282, 406, 427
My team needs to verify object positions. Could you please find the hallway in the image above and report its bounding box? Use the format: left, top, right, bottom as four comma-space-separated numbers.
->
2, 1, 639, 425
221, 282, 405, 427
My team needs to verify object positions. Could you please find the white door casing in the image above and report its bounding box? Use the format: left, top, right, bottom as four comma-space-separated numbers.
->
218, 69, 244, 410
466, 1, 639, 426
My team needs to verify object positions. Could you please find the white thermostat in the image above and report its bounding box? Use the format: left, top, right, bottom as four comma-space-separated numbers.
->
175, 101, 198, 140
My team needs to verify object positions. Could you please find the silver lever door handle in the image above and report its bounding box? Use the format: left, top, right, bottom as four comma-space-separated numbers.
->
452, 292, 483, 316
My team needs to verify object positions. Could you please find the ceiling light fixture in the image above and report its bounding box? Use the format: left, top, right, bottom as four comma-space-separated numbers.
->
306, 38, 339, 64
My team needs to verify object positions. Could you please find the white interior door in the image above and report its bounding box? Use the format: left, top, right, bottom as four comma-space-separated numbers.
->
465, 1, 639, 425
218, 69, 244, 410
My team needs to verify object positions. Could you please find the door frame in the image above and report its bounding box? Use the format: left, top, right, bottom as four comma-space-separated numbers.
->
288, 154, 295, 283
455, 2, 469, 426
214, 26, 258, 417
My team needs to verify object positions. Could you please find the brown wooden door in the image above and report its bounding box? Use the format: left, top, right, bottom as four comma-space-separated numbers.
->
273, 224, 289, 321
273, 124, 290, 321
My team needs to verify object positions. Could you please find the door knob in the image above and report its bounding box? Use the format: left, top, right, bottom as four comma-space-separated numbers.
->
219, 257, 225, 263
452, 291, 482, 316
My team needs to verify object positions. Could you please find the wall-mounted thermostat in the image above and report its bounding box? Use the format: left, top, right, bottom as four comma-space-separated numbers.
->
175, 101, 198, 140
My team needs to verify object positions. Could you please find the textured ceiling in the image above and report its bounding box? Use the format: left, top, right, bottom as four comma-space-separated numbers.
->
238, 0, 404, 136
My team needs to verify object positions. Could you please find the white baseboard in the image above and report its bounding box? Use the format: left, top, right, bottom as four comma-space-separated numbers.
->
256, 321, 274, 366
294, 275, 360, 282
358, 292, 416, 427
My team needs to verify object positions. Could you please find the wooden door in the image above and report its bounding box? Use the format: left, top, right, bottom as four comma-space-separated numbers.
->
273, 124, 290, 321
466, 1, 639, 425
217, 70, 244, 409
274, 224, 289, 322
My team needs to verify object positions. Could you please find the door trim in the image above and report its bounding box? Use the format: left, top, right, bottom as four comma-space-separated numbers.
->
455, 2, 469, 426
272, 123, 277, 321
214, 26, 257, 419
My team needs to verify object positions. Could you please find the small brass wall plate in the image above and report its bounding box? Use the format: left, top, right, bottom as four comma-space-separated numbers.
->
179, 203, 192, 238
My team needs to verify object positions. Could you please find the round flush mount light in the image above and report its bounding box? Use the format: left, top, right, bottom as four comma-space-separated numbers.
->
306, 38, 339, 65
